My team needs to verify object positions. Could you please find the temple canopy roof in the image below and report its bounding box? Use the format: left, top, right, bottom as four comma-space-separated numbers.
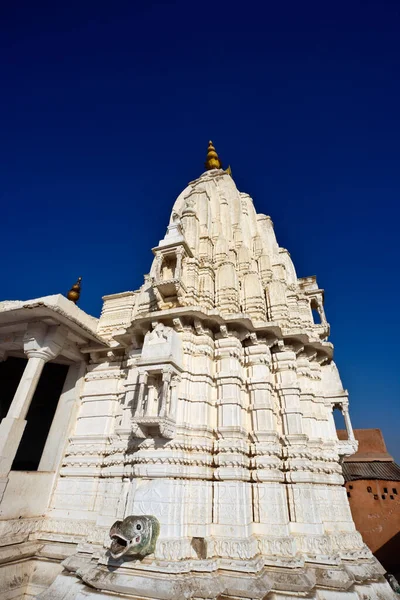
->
0, 294, 108, 362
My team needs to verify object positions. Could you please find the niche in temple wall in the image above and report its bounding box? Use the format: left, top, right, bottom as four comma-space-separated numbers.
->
151, 217, 193, 309
161, 254, 177, 281
144, 374, 163, 417
131, 323, 183, 440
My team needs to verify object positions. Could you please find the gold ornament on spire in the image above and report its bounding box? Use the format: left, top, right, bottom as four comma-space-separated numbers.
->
67, 276, 82, 304
205, 140, 222, 170
225, 165, 232, 177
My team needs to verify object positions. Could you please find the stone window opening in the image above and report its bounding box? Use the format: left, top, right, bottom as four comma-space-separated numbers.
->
161, 255, 177, 281
134, 369, 175, 421
390, 495, 395, 500
382, 494, 386, 500
310, 298, 322, 325
333, 402, 355, 441
374, 494, 379, 500
367, 486, 372, 493
393, 488, 398, 495
333, 405, 347, 438
153, 249, 186, 308
384, 487, 388, 494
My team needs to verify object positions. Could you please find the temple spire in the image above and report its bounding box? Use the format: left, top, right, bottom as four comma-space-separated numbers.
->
205, 140, 222, 170
67, 276, 82, 304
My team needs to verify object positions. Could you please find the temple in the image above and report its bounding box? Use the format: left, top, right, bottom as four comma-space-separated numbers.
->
0, 142, 396, 599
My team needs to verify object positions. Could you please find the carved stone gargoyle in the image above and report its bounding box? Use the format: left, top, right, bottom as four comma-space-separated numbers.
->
109, 515, 160, 559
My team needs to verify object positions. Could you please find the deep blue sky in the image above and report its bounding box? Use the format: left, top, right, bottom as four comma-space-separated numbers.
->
1, 1, 399, 459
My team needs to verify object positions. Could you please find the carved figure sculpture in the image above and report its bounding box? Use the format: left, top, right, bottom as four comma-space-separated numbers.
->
148, 322, 169, 343
109, 515, 160, 559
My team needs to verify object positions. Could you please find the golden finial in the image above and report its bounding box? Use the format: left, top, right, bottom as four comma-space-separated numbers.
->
67, 276, 82, 304
205, 140, 222, 170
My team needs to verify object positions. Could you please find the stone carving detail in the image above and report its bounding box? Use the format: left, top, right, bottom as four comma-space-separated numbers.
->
109, 515, 160, 559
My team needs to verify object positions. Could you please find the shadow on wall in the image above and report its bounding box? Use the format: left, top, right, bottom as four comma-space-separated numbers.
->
375, 530, 400, 579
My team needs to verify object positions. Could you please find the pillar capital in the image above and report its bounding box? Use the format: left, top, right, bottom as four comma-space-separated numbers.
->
138, 370, 148, 384
170, 374, 180, 387
162, 367, 173, 383
23, 322, 67, 362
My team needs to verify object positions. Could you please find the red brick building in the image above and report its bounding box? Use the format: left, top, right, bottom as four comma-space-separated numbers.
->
338, 428, 400, 577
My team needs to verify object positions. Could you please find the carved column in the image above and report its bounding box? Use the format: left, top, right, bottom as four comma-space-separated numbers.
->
257, 252, 272, 287
265, 280, 289, 323
7, 355, 46, 420
272, 344, 304, 440
246, 342, 283, 482
298, 295, 313, 325
39, 361, 85, 472
214, 333, 247, 479
0, 322, 66, 478
154, 252, 163, 280
168, 375, 179, 420
247, 341, 289, 543
215, 261, 240, 315
182, 258, 199, 305
180, 200, 199, 254
159, 368, 172, 418
242, 272, 267, 323
134, 371, 148, 417
272, 344, 324, 535
175, 246, 185, 280
316, 298, 327, 325
342, 405, 355, 441
213, 331, 252, 542
198, 264, 215, 309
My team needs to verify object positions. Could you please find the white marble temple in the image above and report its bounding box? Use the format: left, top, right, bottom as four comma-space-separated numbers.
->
0, 155, 396, 599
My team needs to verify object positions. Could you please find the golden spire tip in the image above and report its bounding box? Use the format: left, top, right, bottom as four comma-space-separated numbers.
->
205, 140, 222, 171
67, 276, 82, 304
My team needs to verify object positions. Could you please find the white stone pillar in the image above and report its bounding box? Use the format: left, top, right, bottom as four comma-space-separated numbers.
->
168, 375, 179, 420
0, 322, 66, 478
38, 361, 85, 472
213, 333, 252, 541
135, 371, 148, 417
316, 298, 327, 325
246, 342, 283, 483
215, 335, 245, 448
6, 354, 47, 420
159, 368, 172, 418
175, 246, 185, 279
265, 280, 289, 323
342, 405, 355, 441
272, 345, 304, 439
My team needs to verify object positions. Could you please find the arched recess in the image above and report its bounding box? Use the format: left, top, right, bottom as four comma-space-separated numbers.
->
310, 298, 322, 324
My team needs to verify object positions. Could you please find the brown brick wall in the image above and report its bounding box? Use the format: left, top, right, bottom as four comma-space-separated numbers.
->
337, 428, 392, 461
345, 479, 400, 574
